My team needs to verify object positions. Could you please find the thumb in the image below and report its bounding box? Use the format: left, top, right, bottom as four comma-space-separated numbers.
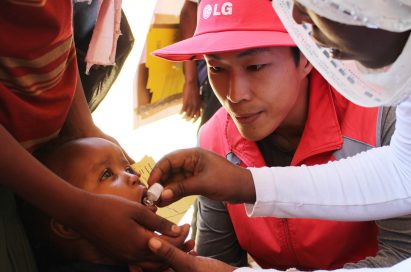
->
148, 237, 191, 271
159, 179, 196, 206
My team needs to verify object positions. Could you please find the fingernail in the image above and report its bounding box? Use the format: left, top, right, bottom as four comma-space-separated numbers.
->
162, 189, 173, 199
149, 238, 162, 250
172, 224, 181, 233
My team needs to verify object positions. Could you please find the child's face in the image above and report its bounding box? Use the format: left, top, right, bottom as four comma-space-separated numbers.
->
50, 138, 147, 204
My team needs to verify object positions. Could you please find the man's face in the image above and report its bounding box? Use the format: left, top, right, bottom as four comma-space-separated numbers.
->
205, 47, 310, 141
292, 1, 410, 69
52, 138, 147, 204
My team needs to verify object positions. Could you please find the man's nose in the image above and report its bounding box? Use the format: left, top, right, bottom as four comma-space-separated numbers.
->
292, 2, 313, 25
227, 74, 251, 103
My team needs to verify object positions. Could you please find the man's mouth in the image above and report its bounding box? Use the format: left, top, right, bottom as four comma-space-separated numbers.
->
234, 112, 261, 125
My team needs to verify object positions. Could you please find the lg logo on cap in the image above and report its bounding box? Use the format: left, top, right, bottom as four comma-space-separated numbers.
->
203, 2, 233, 19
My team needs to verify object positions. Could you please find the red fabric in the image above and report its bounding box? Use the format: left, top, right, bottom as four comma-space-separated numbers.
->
199, 70, 379, 270
0, 0, 76, 151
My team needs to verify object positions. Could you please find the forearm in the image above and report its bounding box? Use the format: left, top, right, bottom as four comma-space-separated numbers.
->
180, 1, 199, 85
0, 125, 86, 225
247, 146, 411, 220
183, 61, 199, 84
246, 96, 411, 221
60, 69, 101, 138
180, 1, 197, 40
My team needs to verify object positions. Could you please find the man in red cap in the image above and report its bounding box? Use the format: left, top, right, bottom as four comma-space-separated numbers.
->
152, 0, 408, 271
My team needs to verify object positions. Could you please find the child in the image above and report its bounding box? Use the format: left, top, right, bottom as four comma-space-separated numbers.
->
21, 137, 192, 272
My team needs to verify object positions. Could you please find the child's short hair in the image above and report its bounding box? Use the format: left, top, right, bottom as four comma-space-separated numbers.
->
32, 136, 75, 163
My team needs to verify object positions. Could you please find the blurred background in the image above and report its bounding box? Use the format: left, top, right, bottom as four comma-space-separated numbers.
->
90, 0, 198, 226
92, 0, 198, 162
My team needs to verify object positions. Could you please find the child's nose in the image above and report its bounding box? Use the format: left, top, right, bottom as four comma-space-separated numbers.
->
125, 173, 140, 186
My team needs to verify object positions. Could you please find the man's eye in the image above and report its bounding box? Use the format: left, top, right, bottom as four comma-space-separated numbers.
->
100, 169, 113, 181
247, 64, 265, 71
125, 166, 136, 175
209, 66, 223, 73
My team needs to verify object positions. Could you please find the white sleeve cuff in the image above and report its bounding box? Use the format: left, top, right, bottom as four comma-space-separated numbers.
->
244, 167, 278, 217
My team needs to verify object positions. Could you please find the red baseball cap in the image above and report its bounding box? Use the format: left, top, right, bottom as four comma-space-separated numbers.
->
153, 0, 296, 61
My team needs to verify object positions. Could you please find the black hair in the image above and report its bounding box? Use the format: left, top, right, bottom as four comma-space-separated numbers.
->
290, 46, 301, 66
32, 136, 76, 163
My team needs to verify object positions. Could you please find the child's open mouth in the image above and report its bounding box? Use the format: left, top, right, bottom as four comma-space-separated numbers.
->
141, 188, 157, 212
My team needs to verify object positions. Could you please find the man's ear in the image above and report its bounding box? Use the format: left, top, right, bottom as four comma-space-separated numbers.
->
50, 219, 81, 240
300, 53, 313, 77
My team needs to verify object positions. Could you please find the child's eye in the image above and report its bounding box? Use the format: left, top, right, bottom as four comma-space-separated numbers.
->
125, 166, 136, 175
100, 168, 113, 181
209, 66, 223, 73
247, 64, 265, 71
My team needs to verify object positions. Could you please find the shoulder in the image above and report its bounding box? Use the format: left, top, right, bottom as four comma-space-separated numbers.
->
200, 108, 228, 136
199, 108, 229, 149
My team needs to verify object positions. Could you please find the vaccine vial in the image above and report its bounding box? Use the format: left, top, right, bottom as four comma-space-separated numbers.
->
143, 183, 164, 206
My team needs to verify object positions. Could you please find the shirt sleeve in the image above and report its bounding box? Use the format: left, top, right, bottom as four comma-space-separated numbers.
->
345, 215, 411, 268
244, 95, 411, 221
343, 106, 411, 268
195, 196, 247, 266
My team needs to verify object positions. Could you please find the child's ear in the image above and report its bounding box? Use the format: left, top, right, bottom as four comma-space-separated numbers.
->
50, 219, 81, 240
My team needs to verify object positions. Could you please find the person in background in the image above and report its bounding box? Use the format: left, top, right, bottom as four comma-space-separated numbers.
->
0, 1, 186, 271
73, 0, 134, 112
179, 0, 222, 241
179, 0, 221, 126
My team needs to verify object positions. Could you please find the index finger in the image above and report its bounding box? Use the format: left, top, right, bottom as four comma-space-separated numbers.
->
147, 148, 195, 186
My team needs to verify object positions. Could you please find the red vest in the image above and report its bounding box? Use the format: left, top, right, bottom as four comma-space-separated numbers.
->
0, 1, 76, 151
199, 70, 380, 270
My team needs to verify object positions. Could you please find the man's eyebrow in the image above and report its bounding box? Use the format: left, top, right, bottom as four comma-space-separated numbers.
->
206, 48, 271, 60
237, 48, 271, 58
